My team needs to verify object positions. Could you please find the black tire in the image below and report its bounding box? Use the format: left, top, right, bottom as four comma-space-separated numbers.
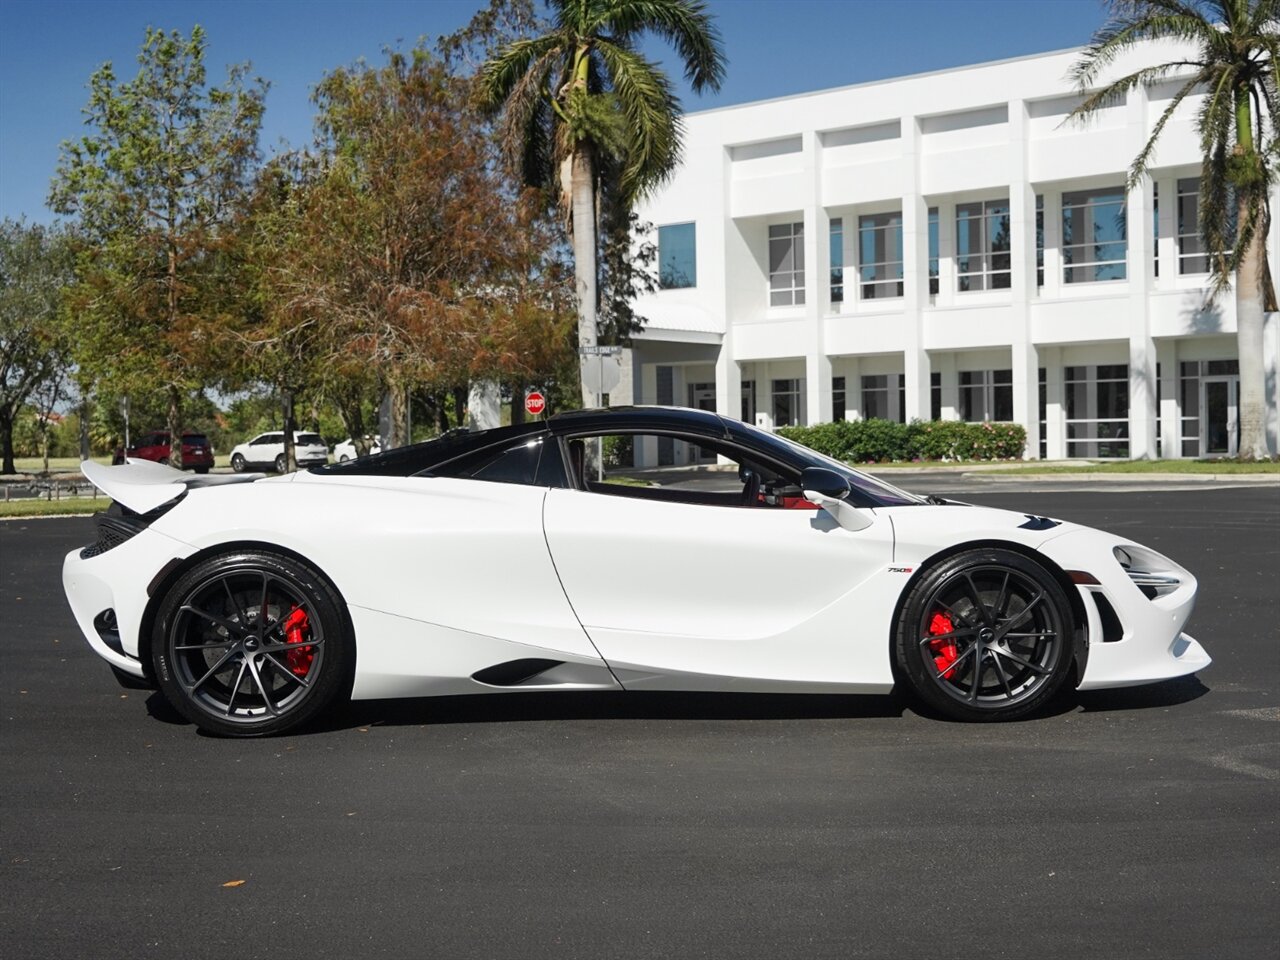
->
193, 466, 209, 475
274, 453, 287, 474
158, 457, 170, 466
230, 453, 246, 473
894, 548, 1074, 722
338, 454, 350, 463
151, 550, 352, 737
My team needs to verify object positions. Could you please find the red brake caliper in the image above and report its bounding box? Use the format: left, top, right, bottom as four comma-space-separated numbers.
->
928, 611, 959, 679
282, 606, 314, 677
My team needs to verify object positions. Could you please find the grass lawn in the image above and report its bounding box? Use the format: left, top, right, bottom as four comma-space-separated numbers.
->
0, 497, 113, 519
1010, 459, 1280, 474
6, 456, 113, 474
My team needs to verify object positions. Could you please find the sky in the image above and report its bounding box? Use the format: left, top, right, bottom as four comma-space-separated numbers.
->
0, 0, 1110, 223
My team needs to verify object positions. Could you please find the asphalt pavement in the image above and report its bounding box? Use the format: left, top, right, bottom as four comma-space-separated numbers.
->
1, 489, 1277, 960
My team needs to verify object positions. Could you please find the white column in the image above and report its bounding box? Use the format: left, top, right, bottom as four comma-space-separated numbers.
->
845, 357, 862, 420
1044, 346, 1065, 459
935, 352, 958, 419
802, 131, 827, 425
936, 199, 957, 308
1126, 84, 1157, 459
1157, 339, 1180, 458
757, 361, 773, 429
1041, 190, 1063, 300
1008, 100, 1039, 457
901, 114, 930, 420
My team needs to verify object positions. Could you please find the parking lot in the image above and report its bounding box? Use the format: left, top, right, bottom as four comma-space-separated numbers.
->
2, 487, 1277, 959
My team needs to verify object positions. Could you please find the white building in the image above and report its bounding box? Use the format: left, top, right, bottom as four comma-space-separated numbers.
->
621, 43, 1280, 461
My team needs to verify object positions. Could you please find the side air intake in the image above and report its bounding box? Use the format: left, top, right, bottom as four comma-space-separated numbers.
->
471, 659, 565, 687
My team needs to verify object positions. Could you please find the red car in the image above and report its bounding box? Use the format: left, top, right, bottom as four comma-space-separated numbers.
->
112, 431, 214, 473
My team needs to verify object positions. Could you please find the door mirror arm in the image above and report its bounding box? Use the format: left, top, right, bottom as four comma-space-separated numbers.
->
800, 467, 874, 532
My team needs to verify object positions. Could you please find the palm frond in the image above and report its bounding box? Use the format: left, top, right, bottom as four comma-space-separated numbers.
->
1127, 70, 1212, 187
592, 0, 726, 93
594, 39, 682, 199
1070, 5, 1219, 90
476, 34, 563, 113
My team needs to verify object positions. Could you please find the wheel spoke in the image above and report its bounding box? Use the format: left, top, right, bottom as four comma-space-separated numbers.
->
245, 657, 279, 717
180, 605, 246, 638
967, 648, 984, 701
263, 652, 310, 688
225, 660, 248, 715
222, 578, 248, 626
991, 646, 1050, 676
934, 598, 979, 630
917, 628, 976, 646
173, 639, 236, 651
962, 573, 991, 626
1003, 630, 1057, 639
188, 648, 238, 692
934, 642, 976, 681
991, 649, 1015, 700
993, 571, 1011, 620
996, 590, 1045, 638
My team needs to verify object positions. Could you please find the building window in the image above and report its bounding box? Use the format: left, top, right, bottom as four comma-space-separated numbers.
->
769, 222, 805, 306
1035, 195, 1044, 287
1062, 187, 1127, 283
955, 199, 1011, 291
897, 374, 906, 424
1177, 178, 1209, 275
829, 218, 844, 304
928, 207, 939, 295
1153, 183, 1160, 279
657, 222, 696, 288
858, 211, 904, 299
741, 380, 756, 423
832, 376, 846, 421
861, 375, 890, 420
1038, 367, 1047, 460
772, 378, 803, 427
958, 370, 1013, 422
931, 372, 941, 421
1065, 364, 1129, 458
1179, 359, 1239, 456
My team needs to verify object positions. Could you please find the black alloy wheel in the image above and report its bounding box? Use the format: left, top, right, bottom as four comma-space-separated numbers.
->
894, 548, 1074, 721
152, 551, 351, 736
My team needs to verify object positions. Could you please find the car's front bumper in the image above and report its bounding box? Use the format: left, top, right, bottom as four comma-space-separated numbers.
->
1038, 530, 1209, 690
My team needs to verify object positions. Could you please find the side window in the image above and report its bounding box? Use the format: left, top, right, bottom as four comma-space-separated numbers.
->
428, 436, 567, 488
564, 432, 801, 509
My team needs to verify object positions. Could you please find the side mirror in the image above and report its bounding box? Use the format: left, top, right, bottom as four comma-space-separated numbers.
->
800, 467, 851, 501
801, 466, 873, 532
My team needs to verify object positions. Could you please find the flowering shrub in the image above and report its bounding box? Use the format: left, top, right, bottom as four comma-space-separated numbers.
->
777, 419, 1026, 462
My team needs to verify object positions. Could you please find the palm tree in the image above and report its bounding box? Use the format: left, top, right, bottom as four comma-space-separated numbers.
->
1070, 0, 1278, 460
478, 0, 725, 410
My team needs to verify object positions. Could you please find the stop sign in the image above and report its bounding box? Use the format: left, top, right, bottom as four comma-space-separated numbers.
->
524, 391, 546, 416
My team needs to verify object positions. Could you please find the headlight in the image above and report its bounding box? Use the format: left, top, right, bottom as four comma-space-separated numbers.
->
1113, 545, 1181, 599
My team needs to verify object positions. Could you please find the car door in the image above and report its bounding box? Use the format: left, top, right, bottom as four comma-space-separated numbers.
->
542, 460, 897, 692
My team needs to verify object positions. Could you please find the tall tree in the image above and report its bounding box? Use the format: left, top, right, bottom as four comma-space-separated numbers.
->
49, 26, 266, 467
0, 220, 75, 475
477, 0, 726, 410
258, 45, 573, 450
1070, 0, 1279, 459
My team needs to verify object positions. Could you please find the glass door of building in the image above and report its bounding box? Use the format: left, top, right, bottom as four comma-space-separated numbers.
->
687, 383, 717, 463
1201, 376, 1238, 456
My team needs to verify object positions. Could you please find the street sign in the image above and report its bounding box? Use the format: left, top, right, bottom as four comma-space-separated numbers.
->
524, 391, 546, 416
580, 354, 622, 397
578, 344, 623, 357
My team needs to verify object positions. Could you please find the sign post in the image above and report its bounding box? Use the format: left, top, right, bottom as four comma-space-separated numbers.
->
579, 345, 623, 481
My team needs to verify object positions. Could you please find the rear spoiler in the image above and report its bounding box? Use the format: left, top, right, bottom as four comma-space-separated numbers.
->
81, 459, 265, 514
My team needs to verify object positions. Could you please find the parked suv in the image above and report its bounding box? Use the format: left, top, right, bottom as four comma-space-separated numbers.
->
333, 435, 382, 462
111, 431, 214, 473
229, 431, 329, 473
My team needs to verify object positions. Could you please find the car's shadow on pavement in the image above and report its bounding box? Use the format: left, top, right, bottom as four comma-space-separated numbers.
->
145, 675, 1213, 736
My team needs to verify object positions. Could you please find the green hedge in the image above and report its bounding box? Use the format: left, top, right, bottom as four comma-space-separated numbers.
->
777, 419, 1026, 462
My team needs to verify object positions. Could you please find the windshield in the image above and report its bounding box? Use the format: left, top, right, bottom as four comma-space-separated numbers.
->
296, 433, 323, 445
723, 418, 924, 507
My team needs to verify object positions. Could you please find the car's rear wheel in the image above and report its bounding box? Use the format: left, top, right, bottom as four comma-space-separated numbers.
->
193, 466, 209, 475
152, 551, 352, 737
339, 454, 350, 463
230, 453, 246, 473
274, 453, 287, 474
894, 548, 1073, 722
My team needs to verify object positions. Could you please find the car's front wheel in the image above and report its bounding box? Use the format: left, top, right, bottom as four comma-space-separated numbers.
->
151, 550, 352, 737
894, 548, 1074, 721
230, 453, 246, 473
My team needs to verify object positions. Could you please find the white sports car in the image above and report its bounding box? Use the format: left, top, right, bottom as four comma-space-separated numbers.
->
63, 407, 1209, 737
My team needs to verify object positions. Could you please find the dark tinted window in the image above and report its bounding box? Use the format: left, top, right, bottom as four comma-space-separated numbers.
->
296, 433, 323, 445
429, 436, 565, 488
182, 434, 208, 444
